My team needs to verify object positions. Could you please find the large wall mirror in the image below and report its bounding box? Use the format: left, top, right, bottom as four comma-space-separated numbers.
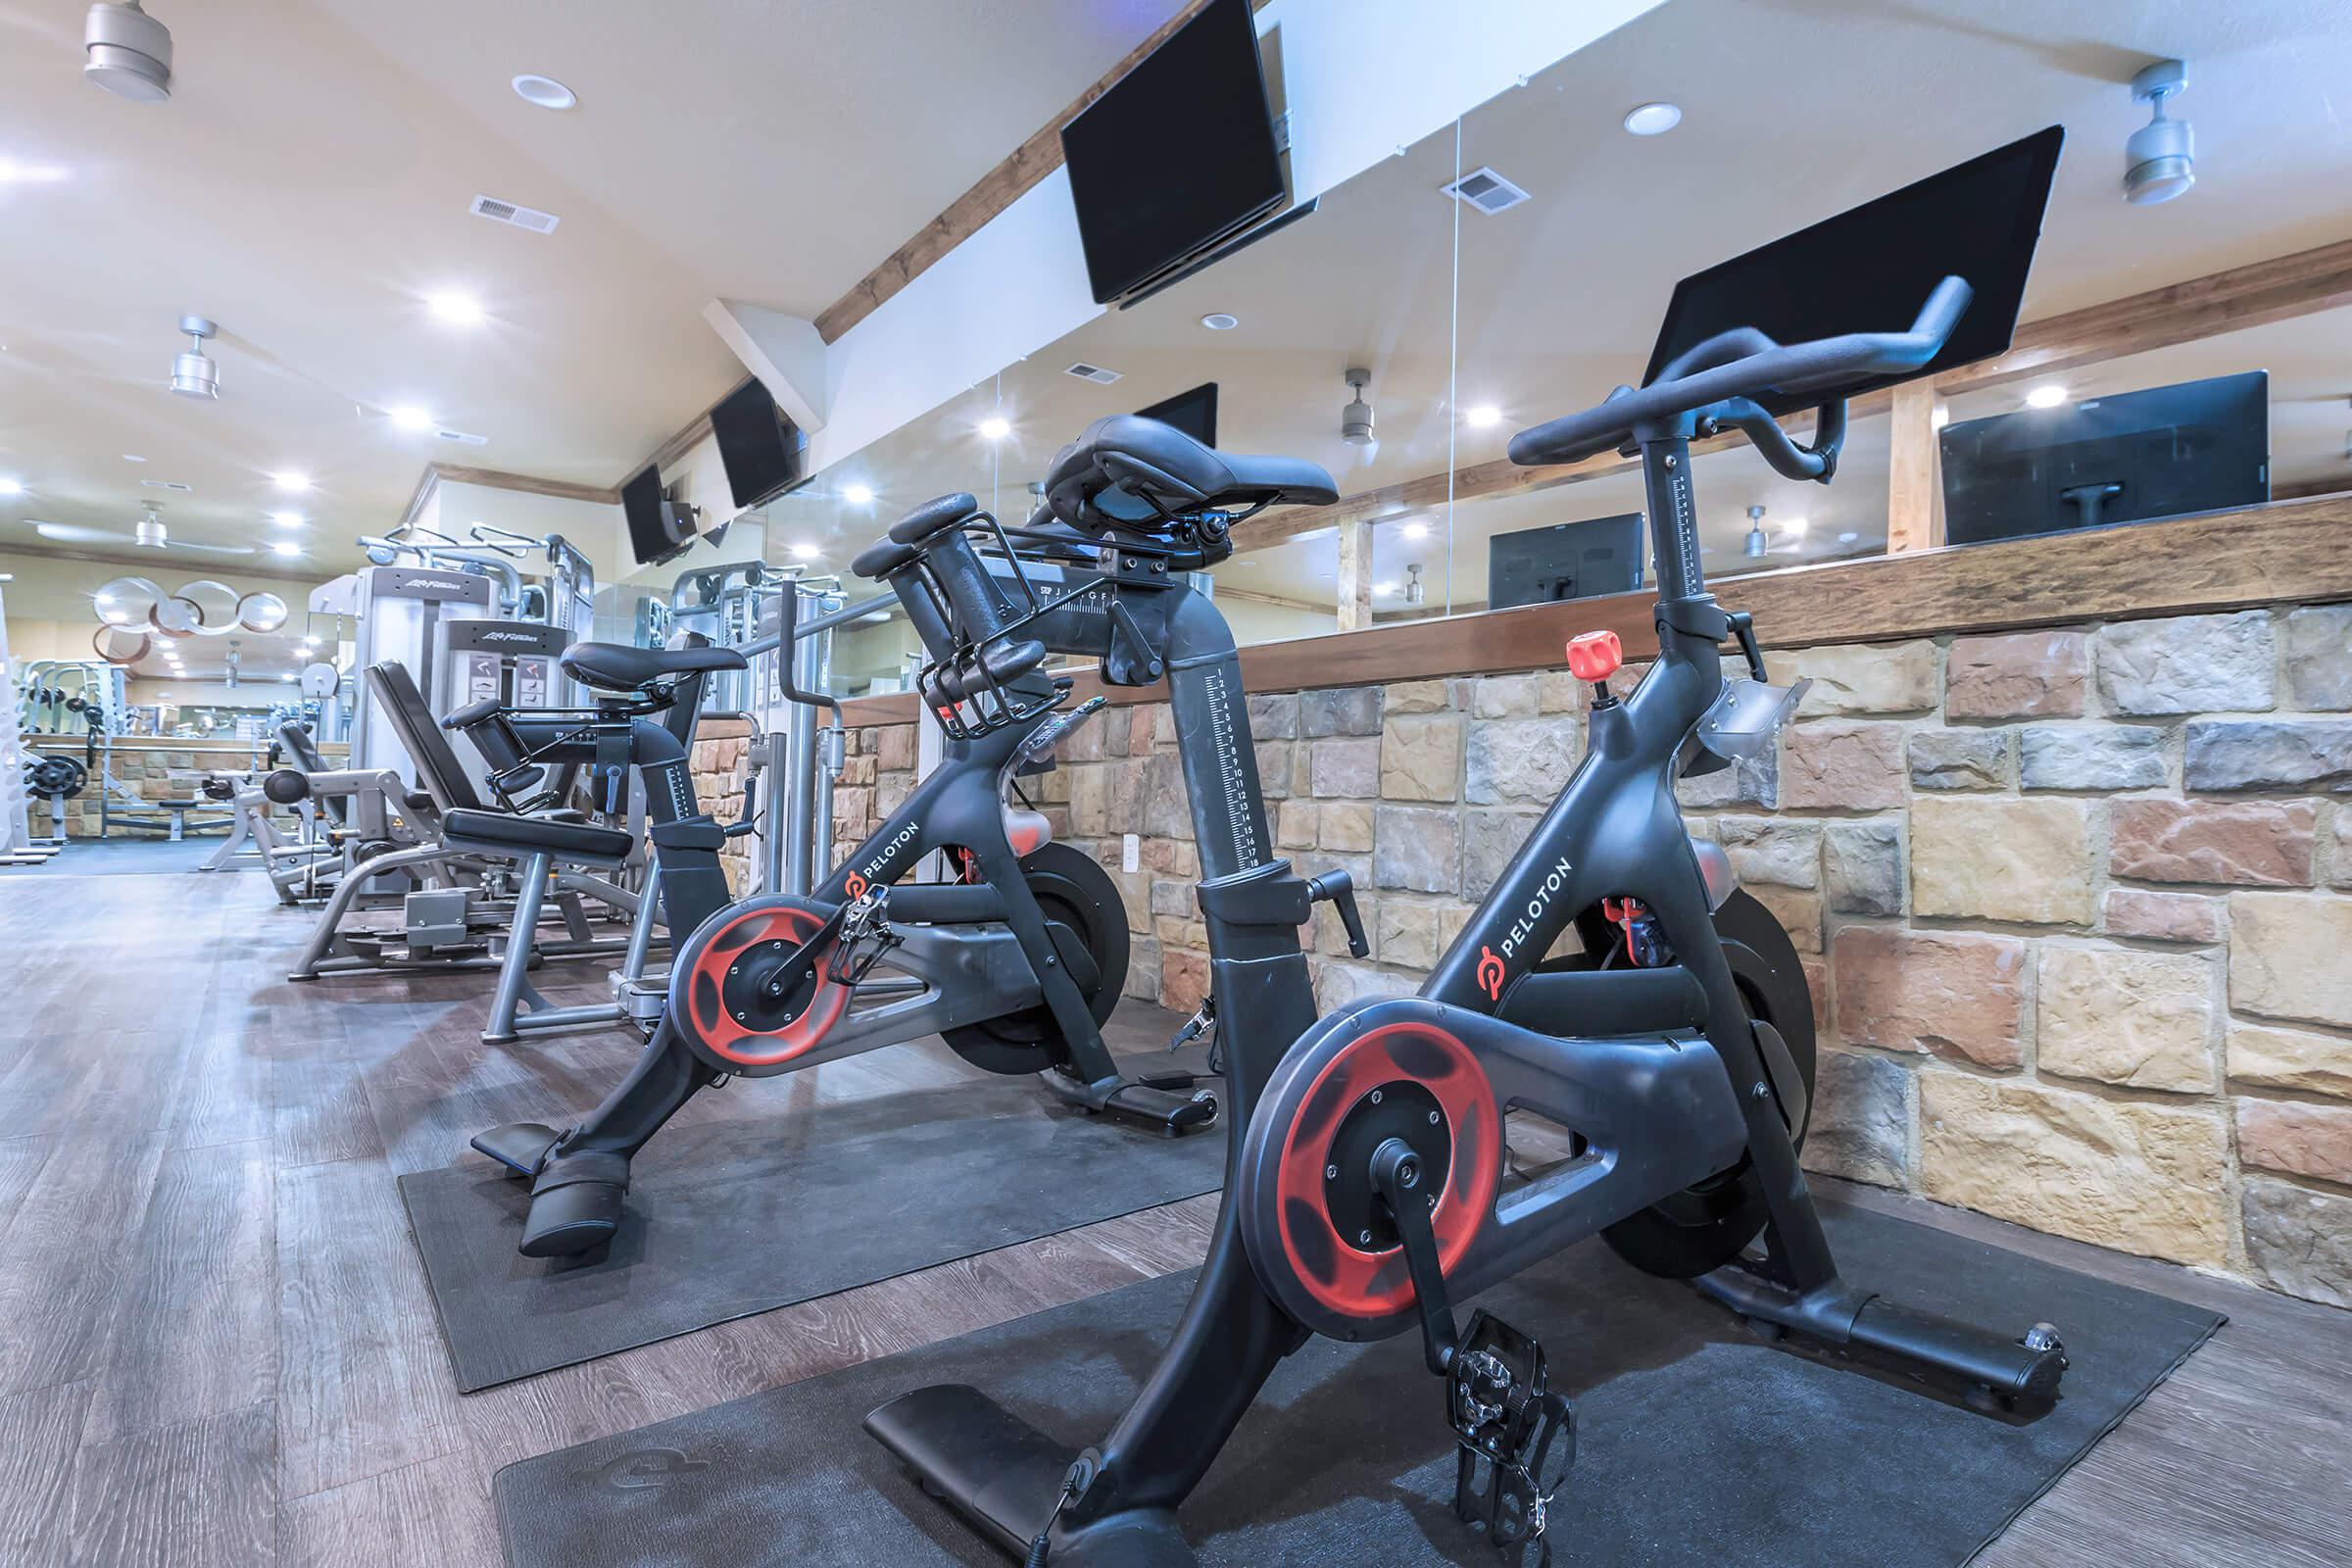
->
760, 0, 2351, 691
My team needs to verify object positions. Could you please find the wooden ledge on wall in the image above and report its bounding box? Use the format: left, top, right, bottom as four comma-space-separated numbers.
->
836, 490, 2352, 725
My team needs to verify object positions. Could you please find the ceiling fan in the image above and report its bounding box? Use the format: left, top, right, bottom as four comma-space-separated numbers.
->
27, 504, 256, 557
1739, 505, 1808, 559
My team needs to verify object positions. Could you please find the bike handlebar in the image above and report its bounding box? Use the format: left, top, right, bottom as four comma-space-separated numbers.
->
1506, 275, 1974, 472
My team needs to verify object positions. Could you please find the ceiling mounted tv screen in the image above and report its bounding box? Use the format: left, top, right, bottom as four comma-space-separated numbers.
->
1061, 0, 1286, 305
710, 376, 808, 510
621, 462, 692, 567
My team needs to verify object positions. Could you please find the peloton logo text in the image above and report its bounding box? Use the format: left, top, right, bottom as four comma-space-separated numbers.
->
1497, 856, 1576, 964
858, 820, 919, 883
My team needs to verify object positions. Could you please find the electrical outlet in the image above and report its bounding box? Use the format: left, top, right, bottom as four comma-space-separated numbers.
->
1122, 833, 1140, 873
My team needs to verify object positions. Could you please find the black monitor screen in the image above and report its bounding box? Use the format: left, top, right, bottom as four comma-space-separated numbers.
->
1133, 382, 1218, 447
1940, 370, 2270, 545
621, 463, 686, 567
710, 377, 808, 510
1060, 0, 1286, 304
1646, 126, 2064, 415
1489, 514, 1646, 610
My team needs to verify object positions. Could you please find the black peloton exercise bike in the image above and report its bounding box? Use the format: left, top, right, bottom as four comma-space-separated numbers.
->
866, 129, 2074, 1566
456, 525, 1224, 1257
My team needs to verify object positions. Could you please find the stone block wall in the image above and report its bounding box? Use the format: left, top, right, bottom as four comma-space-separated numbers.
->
844, 604, 2352, 1307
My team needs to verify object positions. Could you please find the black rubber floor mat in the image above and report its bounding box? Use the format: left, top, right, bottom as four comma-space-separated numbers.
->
401, 1057, 1224, 1391
491, 1196, 2222, 1567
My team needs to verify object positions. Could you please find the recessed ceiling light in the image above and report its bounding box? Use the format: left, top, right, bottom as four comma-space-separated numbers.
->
0, 477, 23, 496
2025, 383, 2069, 410
1464, 405, 1501, 428
790, 542, 819, 561
270, 511, 304, 528
1402, 521, 1430, 540
1623, 102, 1682, 136
428, 292, 484, 326
122, 453, 147, 463
270, 540, 301, 557
979, 416, 1011, 442
389, 406, 435, 432
1374, 580, 1396, 594
0, 160, 69, 184
1200, 313, 1240, 330
843, 483, 875, 506
271, 470, 311, 492
512, 74, 577, 111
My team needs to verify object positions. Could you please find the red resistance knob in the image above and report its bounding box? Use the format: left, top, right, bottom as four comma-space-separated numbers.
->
1566, 629, 1624, 683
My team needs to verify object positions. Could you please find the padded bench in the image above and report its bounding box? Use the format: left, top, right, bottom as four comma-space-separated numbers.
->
440, 808, 634, 868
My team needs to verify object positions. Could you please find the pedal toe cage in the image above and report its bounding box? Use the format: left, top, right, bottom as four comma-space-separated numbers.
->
1372, 1138, 1575, 1553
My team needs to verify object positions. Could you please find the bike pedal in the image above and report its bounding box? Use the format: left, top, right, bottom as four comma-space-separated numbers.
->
1447, 1309, 1575, 1553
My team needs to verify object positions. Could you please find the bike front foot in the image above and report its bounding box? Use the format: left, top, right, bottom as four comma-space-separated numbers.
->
1039, 1068, 1217, 1137
506, 1146, 632, 1258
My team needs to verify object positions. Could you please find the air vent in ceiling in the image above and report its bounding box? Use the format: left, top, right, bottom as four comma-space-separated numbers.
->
434, 428, 489, 446
469, 194, 562, 233
1441, 167, 1532, 216
1064, 362, 1123, 385
139, 478, 194, 492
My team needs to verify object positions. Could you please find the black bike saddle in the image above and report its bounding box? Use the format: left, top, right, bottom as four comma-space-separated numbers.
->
1043, 416, 1337, 536
561, 641, 746, 693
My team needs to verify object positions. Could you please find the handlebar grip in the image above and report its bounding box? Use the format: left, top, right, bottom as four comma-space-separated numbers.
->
922, 529, 1022, 650
1507, 275, 1975, 468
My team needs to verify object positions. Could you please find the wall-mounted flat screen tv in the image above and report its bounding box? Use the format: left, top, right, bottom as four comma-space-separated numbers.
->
710, 376, 808, 510
1061, 0, 1286, 305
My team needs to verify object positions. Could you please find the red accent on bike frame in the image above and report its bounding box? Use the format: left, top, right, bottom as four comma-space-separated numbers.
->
1566, 628, 1624, 683
1268, 1020, 1501, 1326
1475, 945, 1506, 1002
1601, 896, 1645, 963
684, 904, 851, 1069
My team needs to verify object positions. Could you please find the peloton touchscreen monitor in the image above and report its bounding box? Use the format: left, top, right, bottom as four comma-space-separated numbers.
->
1488, 514, 1646, 609
709, 376, 808, 510
1060, 0, 1286, 304
1133, 381, 1219, 447
1940, 370, 2271, 544
1645, 125, 2065, 415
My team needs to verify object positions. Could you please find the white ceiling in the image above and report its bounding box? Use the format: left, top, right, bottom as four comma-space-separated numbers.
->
0, 0, 1188, 573
7, 0, 2350, 635
808, 0, 2352, 611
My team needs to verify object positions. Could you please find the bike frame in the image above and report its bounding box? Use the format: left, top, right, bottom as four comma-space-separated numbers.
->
868, 436, 1832, 1555
523, 689, 1106, 1168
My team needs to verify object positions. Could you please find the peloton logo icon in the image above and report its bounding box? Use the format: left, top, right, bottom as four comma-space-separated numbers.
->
596, 1447, 710, 1492
1476, 946, 1506, 1001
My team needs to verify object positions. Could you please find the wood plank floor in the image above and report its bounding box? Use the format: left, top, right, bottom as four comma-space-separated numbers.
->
0, 855, 2344, 1567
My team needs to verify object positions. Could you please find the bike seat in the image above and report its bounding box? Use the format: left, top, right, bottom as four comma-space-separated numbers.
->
560, 641, 746, 693
889, 492, 982, 546
1044, 416, 1337, 536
